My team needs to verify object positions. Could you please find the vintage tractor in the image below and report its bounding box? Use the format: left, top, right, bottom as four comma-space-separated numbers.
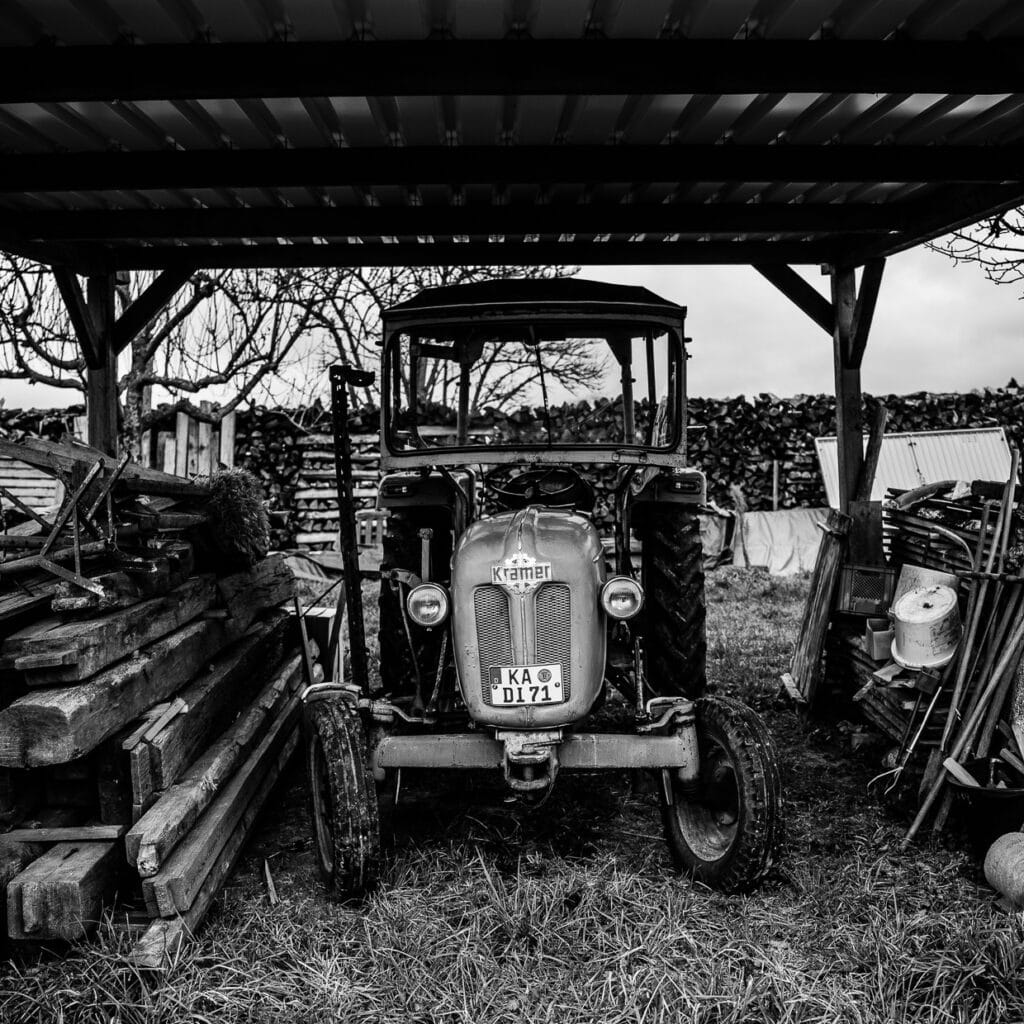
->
304, 278, 783, 896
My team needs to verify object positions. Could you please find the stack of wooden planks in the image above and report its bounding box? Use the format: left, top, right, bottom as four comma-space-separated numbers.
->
0, 438, 306, 962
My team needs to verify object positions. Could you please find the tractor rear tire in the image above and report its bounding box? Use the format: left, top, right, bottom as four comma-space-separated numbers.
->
306, 698, 380, 899
640, 509, 706, 698
660, 695, 783, 893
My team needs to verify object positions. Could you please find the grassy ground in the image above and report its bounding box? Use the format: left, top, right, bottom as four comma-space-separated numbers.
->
3, 570, 1023, 1023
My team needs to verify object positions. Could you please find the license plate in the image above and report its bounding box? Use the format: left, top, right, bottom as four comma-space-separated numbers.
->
488, 664, 563, 706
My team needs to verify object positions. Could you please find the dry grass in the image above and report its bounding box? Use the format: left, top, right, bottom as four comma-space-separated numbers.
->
3, 569, 1023, 1024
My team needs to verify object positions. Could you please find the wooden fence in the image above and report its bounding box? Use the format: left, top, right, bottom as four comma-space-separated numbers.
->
141, 408, 236, 475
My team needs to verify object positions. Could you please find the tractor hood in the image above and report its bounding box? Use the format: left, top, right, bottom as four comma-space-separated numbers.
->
450, 507, 607, 729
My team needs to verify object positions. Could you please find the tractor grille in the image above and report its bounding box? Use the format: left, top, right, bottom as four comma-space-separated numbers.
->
535, 583, 572, 698
475, 585, 512, 706
474, 581, 572, 705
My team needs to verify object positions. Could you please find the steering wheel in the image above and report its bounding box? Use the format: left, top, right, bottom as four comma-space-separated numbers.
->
485, 467, 595, 511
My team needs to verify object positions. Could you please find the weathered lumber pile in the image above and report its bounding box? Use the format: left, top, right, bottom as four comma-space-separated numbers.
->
0, 437, 307, 959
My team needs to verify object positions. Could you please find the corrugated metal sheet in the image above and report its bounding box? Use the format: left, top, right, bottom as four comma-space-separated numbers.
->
815, 428, 1012, 507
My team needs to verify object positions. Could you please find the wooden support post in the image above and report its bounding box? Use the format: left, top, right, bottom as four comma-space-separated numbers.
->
85, 274, 118, 456
831, 266, 862, 515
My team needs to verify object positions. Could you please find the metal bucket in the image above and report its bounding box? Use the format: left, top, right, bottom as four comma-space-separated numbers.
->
892, 564, 959, 606
891, 584, 962, 670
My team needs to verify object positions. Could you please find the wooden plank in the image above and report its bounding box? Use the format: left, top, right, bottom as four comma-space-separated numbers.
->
129, 741, 158, 821
128, 652, 302, 875
195, 402, 213, 476
143, 700, 300, 916
1, 825, 126, 843
785, 508, 851, 707
96, 725, 139, 825
216, 554, 295, 633
173, 413, 189, 477
219, 410, 236, 470
14, 575, 217, 684
186, 416, 199, 477
0, 807, 79, 939
162, 435, 176, 475
128, 731, 290, 970
0, 615, 66, 670
0, 437, 209, 501
146, 611, 293, 789
7, 839, 120, 940
0, 617, 233, 767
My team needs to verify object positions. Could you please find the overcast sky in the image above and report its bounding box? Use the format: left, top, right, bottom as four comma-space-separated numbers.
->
1, 243, 1021, 410
580, 245, 1024, 400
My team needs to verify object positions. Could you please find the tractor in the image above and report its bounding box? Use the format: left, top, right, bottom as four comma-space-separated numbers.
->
304, 278, 783, 896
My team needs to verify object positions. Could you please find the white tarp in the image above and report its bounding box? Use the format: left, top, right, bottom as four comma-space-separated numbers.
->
700, 507, 828, 576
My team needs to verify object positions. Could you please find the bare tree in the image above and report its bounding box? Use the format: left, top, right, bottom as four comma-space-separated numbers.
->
0, 255, 591, 455
288, 264, 590, 415
0, 257, 325, 457
930, 207, 1024, 294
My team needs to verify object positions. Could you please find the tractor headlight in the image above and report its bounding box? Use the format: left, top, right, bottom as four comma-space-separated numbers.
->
406, 583, 450, 627
601, 577, 644, 620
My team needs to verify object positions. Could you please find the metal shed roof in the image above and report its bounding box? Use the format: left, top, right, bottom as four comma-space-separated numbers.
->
816, 427, 1012, 506
1, 0, 1023, 273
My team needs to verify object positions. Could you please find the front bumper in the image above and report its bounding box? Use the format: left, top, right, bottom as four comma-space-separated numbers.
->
372, 731, 695, 774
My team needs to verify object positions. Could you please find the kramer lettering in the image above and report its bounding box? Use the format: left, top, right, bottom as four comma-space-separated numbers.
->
491, 562, 552, 586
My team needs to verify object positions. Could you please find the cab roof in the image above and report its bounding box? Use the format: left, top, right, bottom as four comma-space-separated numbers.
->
384, 278, 685, 324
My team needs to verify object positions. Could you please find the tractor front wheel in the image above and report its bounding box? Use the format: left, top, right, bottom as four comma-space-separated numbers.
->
660, 695, 783, 893
306, 699, 381, 899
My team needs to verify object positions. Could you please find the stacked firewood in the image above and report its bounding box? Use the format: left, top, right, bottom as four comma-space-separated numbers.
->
0, 438, 310, 964
232, 408, 305, 551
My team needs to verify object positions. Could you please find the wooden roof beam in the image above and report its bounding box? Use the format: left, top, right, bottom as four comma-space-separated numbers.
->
11, 202, 904, 242
1, 40, 1023, 102
1, 145, 1021, 194
112, 267, 195, 354
103, 239, 843, 270
52, 267, 102, 369
753, 264, 834, 335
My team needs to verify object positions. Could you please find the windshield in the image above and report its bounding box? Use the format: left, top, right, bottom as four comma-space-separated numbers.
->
383, 320, 683, 455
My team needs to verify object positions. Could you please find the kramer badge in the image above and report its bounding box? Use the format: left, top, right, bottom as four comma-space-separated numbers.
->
491, 551, 552, 596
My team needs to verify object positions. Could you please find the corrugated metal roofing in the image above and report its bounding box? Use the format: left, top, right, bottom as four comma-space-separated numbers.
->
815, 428, 1012, 506
0, 1, 1022, 271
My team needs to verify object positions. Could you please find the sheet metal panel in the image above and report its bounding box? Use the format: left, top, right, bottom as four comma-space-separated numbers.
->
816, 427, 1012, 507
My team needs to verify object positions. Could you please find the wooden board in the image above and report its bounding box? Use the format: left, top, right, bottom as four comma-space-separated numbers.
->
11, 575, 217, 684
785, 508, 851, 707
145, 611, 293, 790
216, 555, 295, 634
0, 573, 59, 626
143, 699, 300, 916
128, 652, 302, 875
7, 839, 120, 940
0, 617, 233, 767
0, 825, 126, 843
0, 437, 210, 501
128, 731, 294, 970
